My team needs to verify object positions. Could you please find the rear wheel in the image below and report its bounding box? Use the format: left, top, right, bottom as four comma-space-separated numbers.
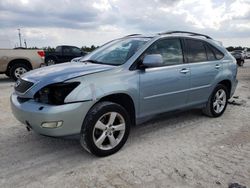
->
46, 58, 56, 66
237, 60, 244, 66
203, 84, 228, 117
80, 101, 131, 157
239, 60, 244, 66
10, 63, 30, 81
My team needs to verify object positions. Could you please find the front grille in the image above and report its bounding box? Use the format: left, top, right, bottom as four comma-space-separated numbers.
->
15, 79, 34, 93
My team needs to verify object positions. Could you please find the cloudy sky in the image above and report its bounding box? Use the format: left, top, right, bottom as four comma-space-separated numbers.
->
0, 0, 250, 48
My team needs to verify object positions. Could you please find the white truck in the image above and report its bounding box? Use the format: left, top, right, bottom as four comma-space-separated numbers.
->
0, 48, 45, 80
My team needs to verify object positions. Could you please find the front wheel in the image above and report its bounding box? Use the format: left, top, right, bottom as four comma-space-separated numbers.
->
203, 84, 228, 117
80, 101, 131, 157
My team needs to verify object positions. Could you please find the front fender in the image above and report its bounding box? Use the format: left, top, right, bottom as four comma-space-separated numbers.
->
65, 69, 140, 115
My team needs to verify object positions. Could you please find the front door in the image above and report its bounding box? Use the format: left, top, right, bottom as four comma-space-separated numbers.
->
139, 38, 190, 117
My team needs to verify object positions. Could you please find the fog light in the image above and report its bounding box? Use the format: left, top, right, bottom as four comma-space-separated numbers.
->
41, 121, 63, 128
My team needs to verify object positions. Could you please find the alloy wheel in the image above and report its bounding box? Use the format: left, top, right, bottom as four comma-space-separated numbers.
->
213, 89, 226, 114
92, 112, 126, 150
14, 67, 27, 79
47, 59, 55, 66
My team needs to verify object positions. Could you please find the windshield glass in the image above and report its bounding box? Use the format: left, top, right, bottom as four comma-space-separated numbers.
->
80, 37, 150, 65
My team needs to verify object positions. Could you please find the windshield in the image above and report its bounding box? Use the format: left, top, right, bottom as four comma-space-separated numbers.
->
80, 37, 150, 66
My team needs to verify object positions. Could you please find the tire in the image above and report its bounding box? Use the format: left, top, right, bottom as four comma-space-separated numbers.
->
240, 60, 244, 66
237, 60, 244, 66
10, 63, 30, 81
46, 58, 56, 66
5, 70, 10, 77
80, 101, 131, 157
202, 84, 229, 117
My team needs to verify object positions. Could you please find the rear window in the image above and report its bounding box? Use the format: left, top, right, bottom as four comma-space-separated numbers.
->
205, 44, 216, 61
209, 44, 224, 59
186, 39, 207, 63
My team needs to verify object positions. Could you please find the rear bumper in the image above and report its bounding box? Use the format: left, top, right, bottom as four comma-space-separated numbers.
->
11, 93, 94, 137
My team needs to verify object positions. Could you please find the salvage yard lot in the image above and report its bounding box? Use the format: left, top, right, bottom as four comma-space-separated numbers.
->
0, 60, 250, 188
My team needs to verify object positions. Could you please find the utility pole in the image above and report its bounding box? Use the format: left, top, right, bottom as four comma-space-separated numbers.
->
24, 39, 27, 48
17, 28, 22, 47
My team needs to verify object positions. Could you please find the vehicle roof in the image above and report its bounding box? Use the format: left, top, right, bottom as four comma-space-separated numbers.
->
56, 45, 79, 48
122, 31, 225, 53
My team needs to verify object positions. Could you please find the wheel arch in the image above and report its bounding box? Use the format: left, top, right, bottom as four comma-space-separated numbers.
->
7, 59, 32, 73
98, 93, 136, 126
217, 79, 232, 98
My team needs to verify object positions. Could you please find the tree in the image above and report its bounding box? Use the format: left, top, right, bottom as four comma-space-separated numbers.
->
81, 45, 99, 52
226, 46, 250, 51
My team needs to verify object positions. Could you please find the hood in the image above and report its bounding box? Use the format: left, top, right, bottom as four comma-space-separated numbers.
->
17, 62, 115, 98
22, 62, 114, 83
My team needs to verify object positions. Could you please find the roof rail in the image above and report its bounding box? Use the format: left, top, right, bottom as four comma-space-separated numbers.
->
159, 31, 212, 39
123, 34, 141, 37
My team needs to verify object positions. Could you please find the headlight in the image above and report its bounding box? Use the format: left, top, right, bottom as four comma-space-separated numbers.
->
34, 82, 80, 105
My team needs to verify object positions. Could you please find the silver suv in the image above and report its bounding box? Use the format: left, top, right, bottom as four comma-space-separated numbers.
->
11, 31, 238, 156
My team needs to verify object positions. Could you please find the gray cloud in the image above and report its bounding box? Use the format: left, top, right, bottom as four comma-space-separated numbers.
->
0, 0, 250, 47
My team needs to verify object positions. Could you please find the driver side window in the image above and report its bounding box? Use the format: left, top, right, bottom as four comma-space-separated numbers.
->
145, 38, 184, 66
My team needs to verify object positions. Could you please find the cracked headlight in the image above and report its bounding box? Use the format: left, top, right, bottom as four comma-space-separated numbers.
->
34, 82, 80, 105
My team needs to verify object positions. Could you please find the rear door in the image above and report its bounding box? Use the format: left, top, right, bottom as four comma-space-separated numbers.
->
185, 39, 224, 105
139, 38, 190, 117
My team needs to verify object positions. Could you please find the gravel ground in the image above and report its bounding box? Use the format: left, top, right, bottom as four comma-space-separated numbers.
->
0, 60, 250, 188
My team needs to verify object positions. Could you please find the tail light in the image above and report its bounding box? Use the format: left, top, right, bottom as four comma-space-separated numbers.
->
37, 50, 45, 59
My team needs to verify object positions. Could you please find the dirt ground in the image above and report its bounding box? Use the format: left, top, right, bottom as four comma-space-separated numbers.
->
0, 60, 250, 188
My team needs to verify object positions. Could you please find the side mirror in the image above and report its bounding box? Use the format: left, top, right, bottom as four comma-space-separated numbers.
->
142, 54, 164, 68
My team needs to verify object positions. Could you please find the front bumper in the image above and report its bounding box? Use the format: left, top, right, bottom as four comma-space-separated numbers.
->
11, 93, 94, 137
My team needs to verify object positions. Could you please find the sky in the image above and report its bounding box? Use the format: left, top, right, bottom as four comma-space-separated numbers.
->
0, 0, 250, 48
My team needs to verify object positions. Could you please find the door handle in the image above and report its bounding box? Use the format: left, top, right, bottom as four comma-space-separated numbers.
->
215, 64, 221, 69
180, 68, 190, 74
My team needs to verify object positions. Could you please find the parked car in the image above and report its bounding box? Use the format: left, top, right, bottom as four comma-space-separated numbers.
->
230, 50, 245, 66
0, 48, 45, 80
11, 31, 238, 156
246, 51, 250, 59
45, 45, 87, 65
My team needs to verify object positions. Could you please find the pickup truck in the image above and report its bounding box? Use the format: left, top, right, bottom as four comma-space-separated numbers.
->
0, 49, 45, 80
45, 45, 87, 65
